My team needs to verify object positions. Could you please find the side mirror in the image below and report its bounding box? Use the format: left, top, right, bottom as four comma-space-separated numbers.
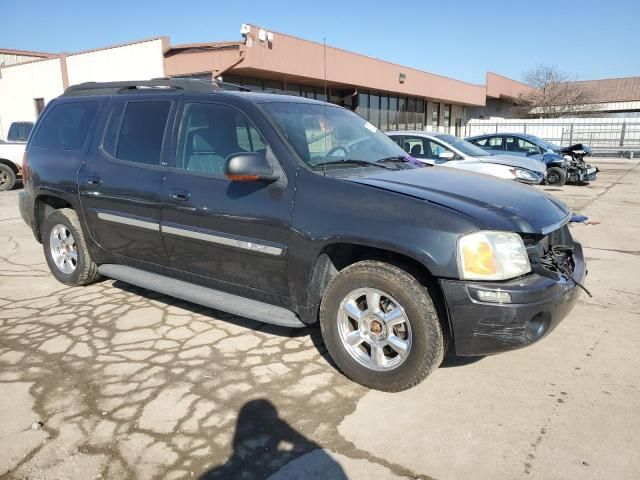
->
224, 153, 279, 182
438, 151, 455, 160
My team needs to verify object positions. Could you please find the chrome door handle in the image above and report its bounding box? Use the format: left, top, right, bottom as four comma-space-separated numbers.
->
86, 176, 102, 185
169, 189, 190, 201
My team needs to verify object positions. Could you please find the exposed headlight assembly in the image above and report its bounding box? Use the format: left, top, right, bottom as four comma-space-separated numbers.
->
457, 231, 531, 281
511, 168, 541, 183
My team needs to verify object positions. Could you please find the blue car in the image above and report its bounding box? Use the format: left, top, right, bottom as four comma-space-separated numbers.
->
466, 133, 598, 186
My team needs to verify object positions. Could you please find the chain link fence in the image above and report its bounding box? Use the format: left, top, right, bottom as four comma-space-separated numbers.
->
464, 117, 640, 157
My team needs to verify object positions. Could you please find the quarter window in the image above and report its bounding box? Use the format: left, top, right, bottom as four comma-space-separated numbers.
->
31, 102, 99, 151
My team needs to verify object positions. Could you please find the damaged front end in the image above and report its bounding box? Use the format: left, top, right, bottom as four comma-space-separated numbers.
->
439, 224, 587, 356
559, 143, 599, 183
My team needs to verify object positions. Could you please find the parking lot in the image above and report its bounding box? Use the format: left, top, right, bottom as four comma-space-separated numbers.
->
0, 159, 639, 480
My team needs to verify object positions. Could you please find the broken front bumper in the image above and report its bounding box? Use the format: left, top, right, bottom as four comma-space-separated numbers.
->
439, 242, 586, 356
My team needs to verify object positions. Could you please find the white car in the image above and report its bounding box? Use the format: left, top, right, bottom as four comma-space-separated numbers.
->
387, 131, 545, 184
0, 141, 25, 191
0, 121, 32, 191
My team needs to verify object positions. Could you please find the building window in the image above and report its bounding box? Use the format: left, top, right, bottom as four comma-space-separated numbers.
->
407, 98, 416, 130
379, 95, 389, 130
444, 104, 451, 128
284, 83, 301, 96
357, 92, 369, 120
388, 96, 398, 131
34, 98, 45, 116
369, 94, 380, 128
398, 97, 407, 130
416, 100, 425, 130
432, 103, 440, 129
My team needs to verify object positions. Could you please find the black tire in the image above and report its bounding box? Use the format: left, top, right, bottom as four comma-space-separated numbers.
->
320, 260, 445, 392
0, 164, 16, 192
42, 208, 101, 286
545, 167, 567, 186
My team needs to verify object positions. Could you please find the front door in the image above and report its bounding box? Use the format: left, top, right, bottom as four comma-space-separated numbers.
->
79, 95, 177, 264
161, 100, 293, 297
505, 136, 543, 160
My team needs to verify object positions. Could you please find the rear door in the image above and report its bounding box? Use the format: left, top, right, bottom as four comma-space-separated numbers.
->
79, 94, 178, 264
160, 99, 294, 297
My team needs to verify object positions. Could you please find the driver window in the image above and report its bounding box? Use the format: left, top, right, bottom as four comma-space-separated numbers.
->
401, 136, 427, 158
506, 136, 537, 153
425, 140, 452, 160
177, 103, 269, 176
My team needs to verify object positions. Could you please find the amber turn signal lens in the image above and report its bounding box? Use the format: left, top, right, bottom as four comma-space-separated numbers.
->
462, 241, 497, 276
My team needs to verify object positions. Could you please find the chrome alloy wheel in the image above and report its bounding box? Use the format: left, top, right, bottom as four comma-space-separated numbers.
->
337, 288, 412, 371
49, 224, 77, 274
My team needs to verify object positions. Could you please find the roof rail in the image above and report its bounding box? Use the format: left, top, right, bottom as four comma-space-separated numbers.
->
62, 78, 220, 97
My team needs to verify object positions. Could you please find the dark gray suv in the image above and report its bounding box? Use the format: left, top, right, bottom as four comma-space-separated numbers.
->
19, 79, 586, 391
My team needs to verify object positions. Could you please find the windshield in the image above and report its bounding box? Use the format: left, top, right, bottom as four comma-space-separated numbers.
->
527, 135, 561, 151
261, 102, 412, 170
434, 134, 491, 157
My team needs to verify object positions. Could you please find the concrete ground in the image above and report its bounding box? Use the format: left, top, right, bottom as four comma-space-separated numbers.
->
1, 159, 639, 480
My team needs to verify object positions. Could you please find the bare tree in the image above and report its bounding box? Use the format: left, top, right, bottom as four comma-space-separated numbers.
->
516, 65, 593, 118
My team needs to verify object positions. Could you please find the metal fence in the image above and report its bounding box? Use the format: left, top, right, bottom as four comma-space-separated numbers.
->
464, 117, 640, 157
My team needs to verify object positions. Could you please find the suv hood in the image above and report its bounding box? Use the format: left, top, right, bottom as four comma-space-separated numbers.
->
480, 154, 546, 175
348, 167, 570, 234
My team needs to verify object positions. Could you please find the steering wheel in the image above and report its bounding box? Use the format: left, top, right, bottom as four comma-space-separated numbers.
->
326, 145, 348, 158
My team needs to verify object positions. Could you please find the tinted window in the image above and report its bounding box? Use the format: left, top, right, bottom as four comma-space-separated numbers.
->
488, 137, 504, 148
114, 101, 170, 164
8, 122, 34, 142
101, 103, 125, 157
31, 102, 98, 150
506, 136, 537, 154
177, 103, 268, 176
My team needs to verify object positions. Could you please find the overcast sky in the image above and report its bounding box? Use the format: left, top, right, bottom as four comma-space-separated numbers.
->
1, 0, 639, 85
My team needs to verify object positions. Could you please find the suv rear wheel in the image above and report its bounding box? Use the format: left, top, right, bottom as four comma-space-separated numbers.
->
42, 208, 101, 286
320, 260, 445, 391
0, 164, 16, 192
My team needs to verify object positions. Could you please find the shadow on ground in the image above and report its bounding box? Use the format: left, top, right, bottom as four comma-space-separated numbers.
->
200, 399, 346, 479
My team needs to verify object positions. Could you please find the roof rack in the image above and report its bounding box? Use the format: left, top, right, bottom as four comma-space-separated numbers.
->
62, 78, 220, 97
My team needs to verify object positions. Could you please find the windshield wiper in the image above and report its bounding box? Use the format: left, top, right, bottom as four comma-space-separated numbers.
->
312, 159, 395, 170
378, 155, 431, 167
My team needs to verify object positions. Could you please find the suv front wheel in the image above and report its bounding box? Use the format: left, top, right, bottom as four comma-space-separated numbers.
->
320, 260, 445, 391
42, 208, 101, 286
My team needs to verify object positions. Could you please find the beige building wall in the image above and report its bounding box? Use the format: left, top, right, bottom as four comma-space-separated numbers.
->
65, 38, 166, 85
0, 58, 65, 139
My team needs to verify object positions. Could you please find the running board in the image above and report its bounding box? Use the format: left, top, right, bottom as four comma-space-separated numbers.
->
98, 264, 306, 328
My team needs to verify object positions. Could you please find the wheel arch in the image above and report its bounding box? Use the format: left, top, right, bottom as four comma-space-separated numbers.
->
33, 194, 74, 243
302, 242, 452, 342
0, 158, 20, 175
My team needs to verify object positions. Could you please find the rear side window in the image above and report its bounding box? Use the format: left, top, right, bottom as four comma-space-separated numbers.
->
31, 102, 98, 150
102, 101, 171, 165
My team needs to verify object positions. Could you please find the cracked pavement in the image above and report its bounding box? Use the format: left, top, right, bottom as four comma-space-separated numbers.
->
1, 160, 639, 479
